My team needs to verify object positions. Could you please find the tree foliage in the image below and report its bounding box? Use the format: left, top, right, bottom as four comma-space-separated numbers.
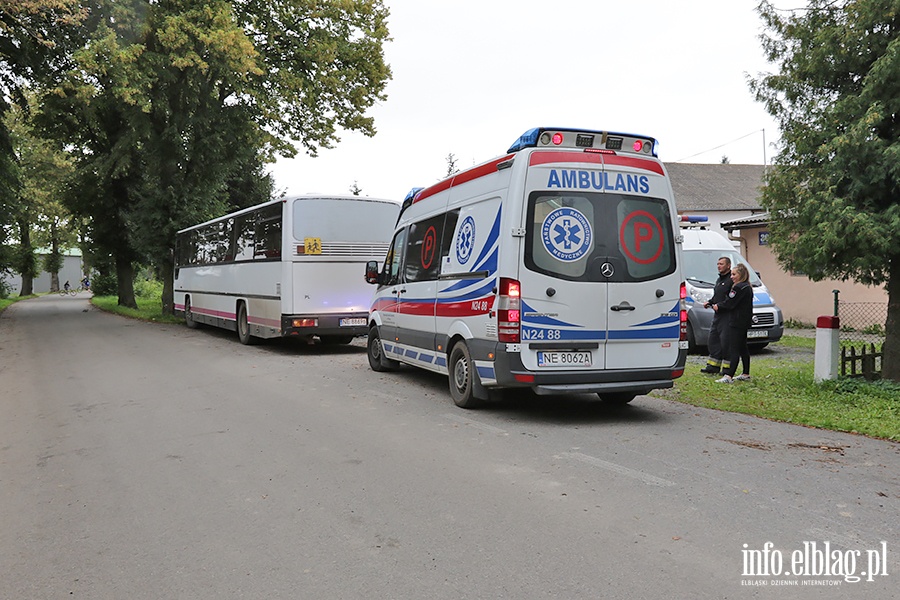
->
751, 0, 900, 381
30, 0, 390, 310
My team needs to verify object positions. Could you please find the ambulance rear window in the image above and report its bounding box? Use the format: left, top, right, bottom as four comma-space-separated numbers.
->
525, 192, 676, 282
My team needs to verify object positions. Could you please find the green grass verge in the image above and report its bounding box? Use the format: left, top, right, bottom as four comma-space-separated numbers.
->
0, 294, 38, 314
91, 292, 182, 324
653, 337, 900, 441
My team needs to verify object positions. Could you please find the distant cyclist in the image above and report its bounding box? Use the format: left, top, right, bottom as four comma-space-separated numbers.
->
81, 276, 91, 290
63, 280, 70, 292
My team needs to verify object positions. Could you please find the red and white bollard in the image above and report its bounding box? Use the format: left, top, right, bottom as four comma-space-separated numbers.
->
815, 315, 840, 382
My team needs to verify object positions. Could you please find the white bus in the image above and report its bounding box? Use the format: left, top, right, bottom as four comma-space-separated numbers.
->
175, 195, 399, 344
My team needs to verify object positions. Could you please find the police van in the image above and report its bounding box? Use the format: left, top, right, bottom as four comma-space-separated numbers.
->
679, 216, 784, 350
364, 127, 688, 407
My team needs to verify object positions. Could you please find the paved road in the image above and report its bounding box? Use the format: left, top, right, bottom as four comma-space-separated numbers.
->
1, 295, 897, 599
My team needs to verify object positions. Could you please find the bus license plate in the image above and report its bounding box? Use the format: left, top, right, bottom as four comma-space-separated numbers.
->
747, 330, 769, 339
340, 318, 367, 327
537, 351, 592, 367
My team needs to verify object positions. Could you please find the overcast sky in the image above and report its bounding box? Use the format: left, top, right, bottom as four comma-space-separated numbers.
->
270, 0, 802, 201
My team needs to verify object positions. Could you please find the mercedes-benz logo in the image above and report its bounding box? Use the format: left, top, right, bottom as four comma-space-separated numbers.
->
752, 315, 759, 325
600, 262, 615, 278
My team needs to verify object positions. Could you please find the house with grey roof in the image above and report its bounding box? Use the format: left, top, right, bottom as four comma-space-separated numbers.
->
665, 163, 766, 238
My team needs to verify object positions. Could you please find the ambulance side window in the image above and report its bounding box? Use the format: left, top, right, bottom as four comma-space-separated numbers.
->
382, 228, 407, 286
439, 210, 460, 266
404, 213, 445, 283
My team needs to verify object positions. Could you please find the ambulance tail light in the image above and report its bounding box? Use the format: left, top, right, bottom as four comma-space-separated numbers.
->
497, 278, 521, 343
679, 283, 688, 341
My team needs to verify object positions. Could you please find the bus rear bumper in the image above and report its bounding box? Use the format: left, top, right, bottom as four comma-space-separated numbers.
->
281, 313, 369, 337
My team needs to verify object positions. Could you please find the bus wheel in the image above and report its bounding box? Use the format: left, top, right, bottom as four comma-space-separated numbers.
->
237, 303, 256, 345
449, 342, 481, 409
598, 392, 636, 405
184, 297, 198, 329
367, 327, 398, 372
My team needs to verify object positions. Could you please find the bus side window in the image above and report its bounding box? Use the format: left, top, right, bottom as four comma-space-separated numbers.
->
254, 205, 283, 259
233, 214, 255, 261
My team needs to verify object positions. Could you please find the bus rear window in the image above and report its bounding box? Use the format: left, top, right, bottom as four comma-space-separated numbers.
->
293, 198, 399, 243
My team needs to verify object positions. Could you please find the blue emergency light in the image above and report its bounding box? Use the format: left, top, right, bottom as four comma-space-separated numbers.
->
679, 215, 709, 223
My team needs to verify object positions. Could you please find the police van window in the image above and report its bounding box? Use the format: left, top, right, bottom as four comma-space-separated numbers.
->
404, 213, 445, 283
382, 228, 407, 286
525, 191, 675, 282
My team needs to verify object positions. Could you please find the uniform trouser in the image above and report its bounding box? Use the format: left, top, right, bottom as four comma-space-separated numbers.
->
706, 316, 730, 371
722, 327, 750, 377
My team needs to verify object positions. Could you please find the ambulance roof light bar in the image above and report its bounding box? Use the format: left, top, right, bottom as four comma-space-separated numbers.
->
507, 127, 658, 156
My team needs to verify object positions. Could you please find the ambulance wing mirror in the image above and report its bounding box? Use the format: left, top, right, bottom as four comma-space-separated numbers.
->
365, 261, 381, 285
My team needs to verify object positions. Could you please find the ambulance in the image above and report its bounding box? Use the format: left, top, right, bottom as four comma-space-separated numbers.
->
364, 127, 688, 407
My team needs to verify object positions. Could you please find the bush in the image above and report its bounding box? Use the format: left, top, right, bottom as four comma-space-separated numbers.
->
91, 272, 117, 296
133, 277, 163, 298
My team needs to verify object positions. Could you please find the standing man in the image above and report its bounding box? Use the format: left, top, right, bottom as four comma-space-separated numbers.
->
700, 256, 733, 374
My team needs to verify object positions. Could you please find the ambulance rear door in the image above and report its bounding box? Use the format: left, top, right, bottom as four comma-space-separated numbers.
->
518, 152, 680, 372
601, 155, 681, 370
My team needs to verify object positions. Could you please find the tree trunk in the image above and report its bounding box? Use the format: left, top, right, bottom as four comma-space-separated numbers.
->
115, 255, 138, 309
50, 224, 60, 293
17, 219, 34, 297
882, 256, 900, 382
160, 259, 174, 316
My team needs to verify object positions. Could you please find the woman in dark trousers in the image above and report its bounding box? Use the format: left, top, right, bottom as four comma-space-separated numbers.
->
712, 263, 753, 383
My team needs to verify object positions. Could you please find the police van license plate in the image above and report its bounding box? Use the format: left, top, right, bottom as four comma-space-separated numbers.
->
537, 351, 592, 367
340, 317, 367, 327
747, 330, 769, 339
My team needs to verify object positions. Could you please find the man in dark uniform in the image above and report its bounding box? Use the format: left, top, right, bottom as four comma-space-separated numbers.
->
700, 256, 733, 374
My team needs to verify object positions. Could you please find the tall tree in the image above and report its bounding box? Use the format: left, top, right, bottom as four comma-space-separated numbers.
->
0, 0, 84, 278
37, 0, 391, 311
751, 0, 900, 381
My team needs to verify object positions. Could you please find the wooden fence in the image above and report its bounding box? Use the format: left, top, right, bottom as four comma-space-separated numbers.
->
840, 344, 883, 380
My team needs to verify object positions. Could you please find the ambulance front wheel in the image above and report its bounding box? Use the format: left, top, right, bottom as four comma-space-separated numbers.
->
449, 342, 482, 409
367, 326, 398, 372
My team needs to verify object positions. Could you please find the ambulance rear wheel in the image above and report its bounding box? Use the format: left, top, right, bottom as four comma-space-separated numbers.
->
367, 326, 398, 372
449, 342, 481, 409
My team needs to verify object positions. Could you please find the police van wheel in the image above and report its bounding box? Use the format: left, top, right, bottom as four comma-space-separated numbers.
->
367, 327, 398, 372
598, 392, 636, 405
237, 302, 256, 345
449, 343, 481, 409
184, 297, 198, 329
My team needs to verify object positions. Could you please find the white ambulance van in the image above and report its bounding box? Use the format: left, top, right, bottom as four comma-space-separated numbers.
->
365, 127, 688, 407
679, 216, 784, 350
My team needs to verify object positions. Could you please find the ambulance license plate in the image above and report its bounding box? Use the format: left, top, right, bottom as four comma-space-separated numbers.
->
340, 318, 366, 327
747, 330, 768, 339
537, 351, 592, 367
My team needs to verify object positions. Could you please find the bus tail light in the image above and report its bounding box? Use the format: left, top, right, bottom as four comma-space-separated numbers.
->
679, 282, 688, 341
497, 278, 521, 343
292, 318, 318, 328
